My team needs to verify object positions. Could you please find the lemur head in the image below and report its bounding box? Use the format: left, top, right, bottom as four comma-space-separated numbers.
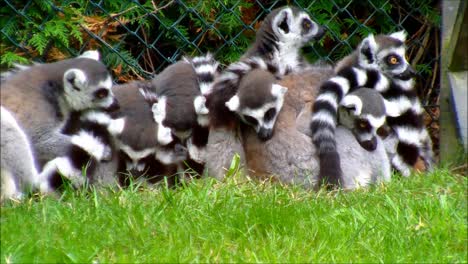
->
339, 88, 387, 151
63, 50, 119, 112
139, 61, 203, 146
225, 69, 287, 141
260, 6, 325, 48
357, 31, 416, 80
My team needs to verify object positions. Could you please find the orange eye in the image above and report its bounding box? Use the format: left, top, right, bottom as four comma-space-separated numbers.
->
358, 121, 368, 129
389, 56, 399, 65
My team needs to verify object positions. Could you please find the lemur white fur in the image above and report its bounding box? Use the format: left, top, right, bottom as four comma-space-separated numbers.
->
310, 31, 434, 187
0, 51, 119, 171
1, 106, 47, 201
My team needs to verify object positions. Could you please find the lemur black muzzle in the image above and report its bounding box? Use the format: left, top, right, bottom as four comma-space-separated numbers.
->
258, 127, 273, 141
359, 136, 378, 151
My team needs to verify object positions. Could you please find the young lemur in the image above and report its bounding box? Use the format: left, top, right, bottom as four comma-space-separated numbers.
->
0, 51, 119, 169
310, 31, 434, 187
242, 68, 391, 189
111, 80, 190, 186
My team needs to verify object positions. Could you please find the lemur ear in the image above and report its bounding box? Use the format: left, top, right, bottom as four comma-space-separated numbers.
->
341, 94, 363, 116
359, 34, 378, 64
271, 84, 288, 97
79, 50, 100, 61
389, 30, 407, 42
225, 95, 240, 112
272, 7, 293, 35
194, 95, 209, 115
64, 69, 87, 91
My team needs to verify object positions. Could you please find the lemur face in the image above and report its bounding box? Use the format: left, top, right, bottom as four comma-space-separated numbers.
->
271, 6, 326, 47
63, 51, 119, 112
339, 88, 387, 151
358, 31, 416, 80
225, 69, 288, 141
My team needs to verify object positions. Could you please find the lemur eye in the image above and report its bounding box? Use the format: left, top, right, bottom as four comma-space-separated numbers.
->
387, 55, 400, 65
302, 19, 312, 30
94, 88, 109, 99
264, 108, 276, 122
243, 115, 258, 126
357, 120, 370, 130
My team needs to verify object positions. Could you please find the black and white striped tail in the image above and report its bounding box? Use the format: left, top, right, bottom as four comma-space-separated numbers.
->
310, 67, 390, 187
384, 97, 434, 176
215, 56, 282, 92
184, 53, 220, 95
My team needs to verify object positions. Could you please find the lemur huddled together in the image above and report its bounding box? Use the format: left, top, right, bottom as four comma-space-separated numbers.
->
1, 6, 434, 201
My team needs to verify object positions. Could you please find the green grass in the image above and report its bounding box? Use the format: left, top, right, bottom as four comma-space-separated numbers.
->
1, 168, 466, 263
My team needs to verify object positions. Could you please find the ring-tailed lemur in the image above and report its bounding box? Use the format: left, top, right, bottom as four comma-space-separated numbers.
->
39, 110, 125, 190
241, 69, 390, 189
0, 51, 119, 169
111, 81, 189, 186
206, 6, 325, 131
310, 31, 434, 186
138, 54, 220, 168
202, 68, 288, 180
1, 106, 45, 201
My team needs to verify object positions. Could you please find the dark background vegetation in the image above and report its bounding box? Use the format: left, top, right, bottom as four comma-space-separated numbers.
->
0, 0, 441, 154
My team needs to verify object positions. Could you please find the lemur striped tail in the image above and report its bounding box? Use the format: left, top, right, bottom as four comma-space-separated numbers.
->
184, 53, 220, 95
311, 65, 433, 185
216, 56, 282, 92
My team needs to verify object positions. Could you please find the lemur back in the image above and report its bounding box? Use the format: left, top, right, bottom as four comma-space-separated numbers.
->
310, 31, 434, 187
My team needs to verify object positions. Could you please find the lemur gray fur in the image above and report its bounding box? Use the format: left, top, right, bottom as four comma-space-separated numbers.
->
1, 106, 45, 201
111, 81, 189, 186
310, 31, 434, 187
0, 51, 119, 170
39, 110, 125, 190
242, 69, 391, 189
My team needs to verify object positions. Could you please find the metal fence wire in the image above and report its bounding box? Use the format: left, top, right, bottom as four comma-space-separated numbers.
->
1, 0, 441, 154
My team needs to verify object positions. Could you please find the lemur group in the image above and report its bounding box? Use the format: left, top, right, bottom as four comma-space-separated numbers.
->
1, 6, 435, 201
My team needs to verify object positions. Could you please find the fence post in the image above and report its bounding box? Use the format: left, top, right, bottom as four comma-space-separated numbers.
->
440, 0, 467, 163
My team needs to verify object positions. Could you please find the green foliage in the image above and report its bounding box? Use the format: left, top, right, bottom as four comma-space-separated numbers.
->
0, 51, 29, 67
1, 169, 466, 262
1, 0, 440, 81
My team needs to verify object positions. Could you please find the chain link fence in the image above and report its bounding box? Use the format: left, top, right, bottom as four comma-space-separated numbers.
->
1, 0, 441, 154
